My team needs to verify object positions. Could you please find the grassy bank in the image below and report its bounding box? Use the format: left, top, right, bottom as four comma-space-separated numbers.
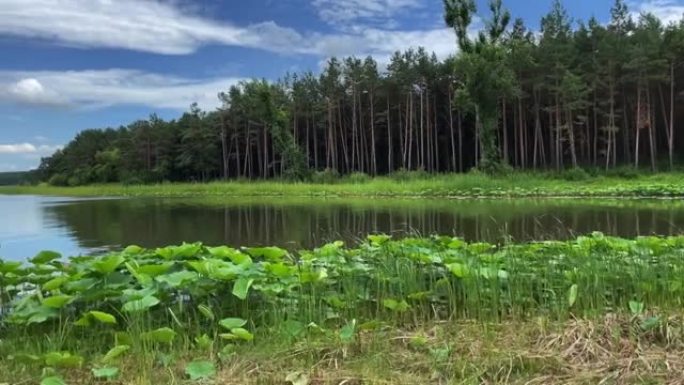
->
2, 234, 684, 384
5, 317, 683, 384
2, 172, 684, 198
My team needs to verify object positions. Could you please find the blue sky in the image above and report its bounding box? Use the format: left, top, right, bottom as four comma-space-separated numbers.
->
0, 0, 681, 171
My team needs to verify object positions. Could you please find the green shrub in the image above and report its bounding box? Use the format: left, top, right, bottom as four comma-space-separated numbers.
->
119, 171, 164, 185
311, 168, 341, 184
390, 168, 429, 181
558, 167, 590, 181
67, 176, 83, 186
48, 173, 69, 186
122, 176, 144, 186
606, 166, 640, 180
347, 172, 370, 184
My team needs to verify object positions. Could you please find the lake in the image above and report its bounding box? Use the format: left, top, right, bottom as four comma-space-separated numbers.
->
1, 195, 684, 260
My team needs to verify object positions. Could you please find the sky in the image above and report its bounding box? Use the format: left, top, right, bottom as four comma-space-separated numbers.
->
0, 0, 682, 171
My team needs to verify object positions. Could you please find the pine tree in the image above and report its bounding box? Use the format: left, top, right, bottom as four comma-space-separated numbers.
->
444, 0, 515, 173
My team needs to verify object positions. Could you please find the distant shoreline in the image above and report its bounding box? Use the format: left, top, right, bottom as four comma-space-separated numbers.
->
3, 172, 684, 199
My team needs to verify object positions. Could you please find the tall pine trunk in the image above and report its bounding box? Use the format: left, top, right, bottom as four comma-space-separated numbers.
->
449, 89, 456, 171
670, 63, 675, 169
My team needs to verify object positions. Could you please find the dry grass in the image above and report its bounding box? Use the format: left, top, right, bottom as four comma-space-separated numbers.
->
208, 315, 684, 385
5, 315, 684, 385
532, 314, 684, 385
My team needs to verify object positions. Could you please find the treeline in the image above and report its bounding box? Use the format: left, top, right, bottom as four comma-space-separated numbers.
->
38, 0, 684, 185
0, 171, 34, 186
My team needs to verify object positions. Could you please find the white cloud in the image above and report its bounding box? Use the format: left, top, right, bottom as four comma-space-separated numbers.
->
11, 79, 44, 98
0, 143, 36, 154
0, 0, 454, 61
0, 43, 463, 112
632, 0, 684, 25
311, 0, 422, 27
358, 28, 454, 59
0, 143, 61, 155
0, 0, 308, 55
8, 78, 64, 106
0, 69, 244, 110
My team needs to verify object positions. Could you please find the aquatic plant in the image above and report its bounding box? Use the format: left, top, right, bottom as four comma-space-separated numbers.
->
2, 233, 684, 383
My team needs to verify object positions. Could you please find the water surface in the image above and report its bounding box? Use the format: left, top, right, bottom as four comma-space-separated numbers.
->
1, 195, 683, 260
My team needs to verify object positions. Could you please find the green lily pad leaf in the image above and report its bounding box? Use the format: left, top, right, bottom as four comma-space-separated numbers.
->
641, 316, 662, 331
40, 376, 67, 385
383, 299, 410, 313
208, 246, 233, 258
195, 333, 213, 349
339, 319, 356, 344
27, 306, 59, 324
42, 276, 69, 291
209, 247, 253, 265
74, 315, 90, 327
44, 352, 83, 368
447, 238, 466, 249
123, 245, 143, 254
629, 301, 645, 315
31, 251, 61, 265
92, 254, 126, 274
185, 360, 216, 380
187, 260, 222, 276
102, 345, 130, 363
219, 333, 239, 340
90, 311, 117, 324
0, 260, 22, 274
157, 243, 202, 260
63, 278, 97, 293
367, 234, 391, 246
136, 262, 174, 277
141, 327, 176, 344
446, 263, 470, 278
122, 286, 157, 299
232, 277, 254, 300
230, 327, 254, 341
155, 271, 199, 288
122, 295, 159, 313
265, 263, 294, 277
76, 310, 117, 326
219, 317, 247, 330
298, 268, 328, 283
42, 295, 74, 309
230, 253, 253, 266
92, 367, 119, 379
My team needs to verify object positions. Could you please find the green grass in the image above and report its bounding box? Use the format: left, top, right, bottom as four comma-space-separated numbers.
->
3, 171, 684, 198
2, 234, 684, 384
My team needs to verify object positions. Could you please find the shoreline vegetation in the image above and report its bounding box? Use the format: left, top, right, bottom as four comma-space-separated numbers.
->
2, 234, 684, 384
3, 171, 684, 199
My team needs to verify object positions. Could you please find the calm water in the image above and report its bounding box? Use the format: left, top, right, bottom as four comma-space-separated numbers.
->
1, 195, 684, 260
